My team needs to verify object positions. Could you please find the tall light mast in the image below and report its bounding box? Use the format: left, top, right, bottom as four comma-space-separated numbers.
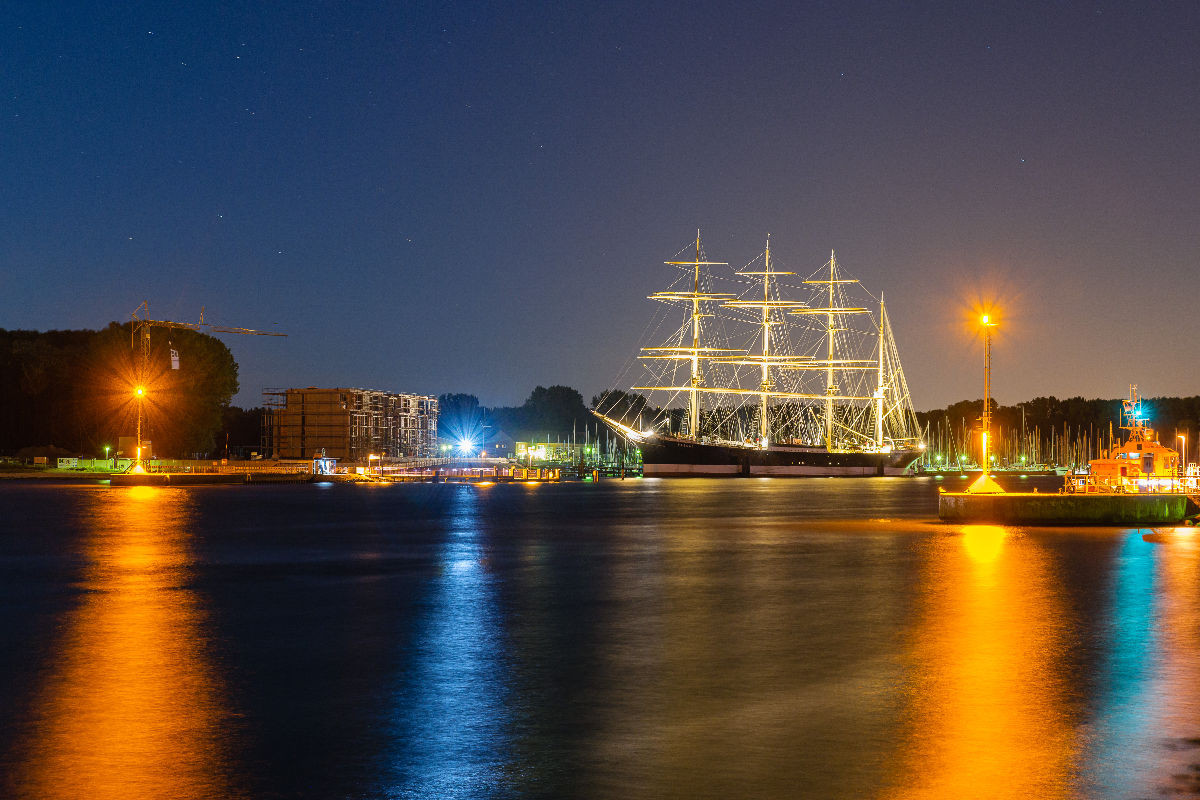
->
981, 313, 996, 468
966, 311, 1003, 494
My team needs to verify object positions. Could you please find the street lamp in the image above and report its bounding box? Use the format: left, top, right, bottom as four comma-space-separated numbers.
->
103, 444, 110, 469
1179, 434, 1187, 478
980, 314, 996, 471
133, 385, 146, 473
967, 312, 1004, 495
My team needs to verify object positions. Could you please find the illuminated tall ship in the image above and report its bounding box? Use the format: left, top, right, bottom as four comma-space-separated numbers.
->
594, 233, 925, 477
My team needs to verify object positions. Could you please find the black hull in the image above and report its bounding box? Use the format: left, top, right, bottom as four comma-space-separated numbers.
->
640, 437, 921, 477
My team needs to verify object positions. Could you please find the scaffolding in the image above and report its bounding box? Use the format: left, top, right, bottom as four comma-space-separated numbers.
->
262, 387, 438, 461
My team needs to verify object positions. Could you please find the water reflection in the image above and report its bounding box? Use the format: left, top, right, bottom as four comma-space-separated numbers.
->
887, 525, 1077, 798
1078, 531, 1158, 797
1152, 530, 1200, 796
586, 489, 913, 797
1084, 529, 1200, 797
386, 486, 512, 797
12, 486, 232, 800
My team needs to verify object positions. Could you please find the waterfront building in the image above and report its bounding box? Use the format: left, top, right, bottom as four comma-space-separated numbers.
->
263, 387, 438, 460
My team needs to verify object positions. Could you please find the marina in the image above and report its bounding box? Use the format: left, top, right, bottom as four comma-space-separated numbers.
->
939, 378, 1200, 525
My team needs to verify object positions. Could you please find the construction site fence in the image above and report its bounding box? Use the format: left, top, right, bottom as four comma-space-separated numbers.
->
139, 461, 313, 475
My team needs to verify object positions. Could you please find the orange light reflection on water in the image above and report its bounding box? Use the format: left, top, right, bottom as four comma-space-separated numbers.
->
886, 525, 1076, 799
13, 486, 232, 800
1145, 531, 1200, 796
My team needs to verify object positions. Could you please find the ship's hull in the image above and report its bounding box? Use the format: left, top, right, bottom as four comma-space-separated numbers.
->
640, 436, 922, 477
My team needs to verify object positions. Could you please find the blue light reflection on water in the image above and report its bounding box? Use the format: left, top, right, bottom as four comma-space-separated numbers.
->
384, 485, 512, 798
3, 480, 1200, 798
1079, 531, 1159, 797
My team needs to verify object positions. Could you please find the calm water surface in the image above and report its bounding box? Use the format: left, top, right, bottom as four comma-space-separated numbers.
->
1, 477, 1198, 799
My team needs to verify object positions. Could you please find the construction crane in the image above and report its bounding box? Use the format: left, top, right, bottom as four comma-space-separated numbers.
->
129, 301, 286, 471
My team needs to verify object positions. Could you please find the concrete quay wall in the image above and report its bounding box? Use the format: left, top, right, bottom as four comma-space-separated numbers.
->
111, 472, 312, 487
939, 491, 1191, 525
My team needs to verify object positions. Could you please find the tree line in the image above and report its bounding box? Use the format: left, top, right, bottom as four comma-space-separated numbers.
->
433, 387, 1200, 456
438, 385, 596, 444
917, 394, 1200, 465
0, 325, 239, 458
7, 321, 1196, 462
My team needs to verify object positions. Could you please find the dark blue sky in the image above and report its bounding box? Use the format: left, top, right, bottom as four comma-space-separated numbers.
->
4, 1, 1198, 409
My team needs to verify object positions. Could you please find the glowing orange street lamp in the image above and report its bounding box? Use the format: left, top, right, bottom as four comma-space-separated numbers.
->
980, 314, 996, 471
967, 313, 1003, 495
134, 385, 147, 473
1179, 433, 1187, 477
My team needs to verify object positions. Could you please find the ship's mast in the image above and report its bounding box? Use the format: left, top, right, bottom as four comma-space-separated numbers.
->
689, 232, 703, 437
875, 294, 886, 449
759, 237, 774, 442
875, 299, 923, 450
719, 236, 806, 446
825, 251, 837, 447
639, 232, 736, 439
637, 241, 894, 445
792, 253, 868, 450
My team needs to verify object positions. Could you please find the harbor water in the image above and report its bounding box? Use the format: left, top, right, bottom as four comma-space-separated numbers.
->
1, 477, 1198, 799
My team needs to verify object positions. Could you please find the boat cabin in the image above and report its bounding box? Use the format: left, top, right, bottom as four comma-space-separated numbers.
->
1087, 434, 1178, 483
1068, 387, 1180, 493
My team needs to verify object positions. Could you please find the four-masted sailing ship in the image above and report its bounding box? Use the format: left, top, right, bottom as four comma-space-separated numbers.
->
594, 232, 925, 477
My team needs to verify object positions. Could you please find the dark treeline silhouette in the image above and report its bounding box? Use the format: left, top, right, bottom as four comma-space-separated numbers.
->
10, 326, 1196, 466
595, 388, 1200, 464
438, 385, 593, 443
917, 394, 1200, 465
1, 325, 238, 458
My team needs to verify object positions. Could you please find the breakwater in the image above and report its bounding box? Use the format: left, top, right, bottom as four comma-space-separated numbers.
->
939, 490, 1197, 525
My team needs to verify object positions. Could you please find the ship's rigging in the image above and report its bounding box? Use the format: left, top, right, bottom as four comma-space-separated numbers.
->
604, 232, 922, 453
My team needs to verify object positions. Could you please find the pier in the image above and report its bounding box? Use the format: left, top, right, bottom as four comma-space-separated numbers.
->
107, 458, 563, 486
939, 488, 1200, 525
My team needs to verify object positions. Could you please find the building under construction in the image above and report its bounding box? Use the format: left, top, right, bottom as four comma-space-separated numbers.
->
263, 387, 438, 461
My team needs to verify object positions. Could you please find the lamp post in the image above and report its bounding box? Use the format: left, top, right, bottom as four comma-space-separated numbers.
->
134, 385, 146, 472
980, 314, 996, 474
103, 444, 111, 469
966, 312, 1003, 495
1179, 434, 1187, 479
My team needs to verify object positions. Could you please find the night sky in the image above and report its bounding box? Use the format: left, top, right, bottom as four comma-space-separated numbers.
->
4, 2, 1198, 410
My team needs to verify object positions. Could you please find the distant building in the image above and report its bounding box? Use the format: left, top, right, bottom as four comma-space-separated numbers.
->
263, 387, 438, 461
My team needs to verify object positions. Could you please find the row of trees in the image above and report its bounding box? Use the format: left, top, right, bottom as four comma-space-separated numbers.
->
6, 320, 1196, 462
438, 385, 595, 444
0, 325, 239, 458
917, 395, 1200, 465
438, 387, 1200, 454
